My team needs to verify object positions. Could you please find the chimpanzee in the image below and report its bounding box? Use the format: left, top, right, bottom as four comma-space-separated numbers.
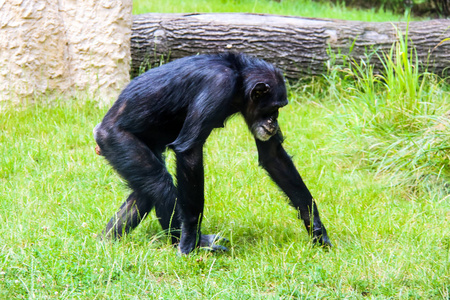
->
93, 52, 331, 254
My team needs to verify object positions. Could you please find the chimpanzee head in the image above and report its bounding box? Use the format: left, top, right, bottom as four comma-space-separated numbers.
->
242, 66, 288, 141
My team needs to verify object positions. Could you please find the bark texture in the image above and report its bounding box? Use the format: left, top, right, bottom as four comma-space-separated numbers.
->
0, 0, 132, 103
131, 13, 450, 79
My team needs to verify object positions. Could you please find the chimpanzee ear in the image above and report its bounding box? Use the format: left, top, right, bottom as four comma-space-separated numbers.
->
251, 82, 271, 100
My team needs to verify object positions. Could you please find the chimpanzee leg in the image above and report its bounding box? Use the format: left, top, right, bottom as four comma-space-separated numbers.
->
154, 192, 182, 243
102, 191, 153, 238
95, 124, 179, 239
255, 133, 331, 247
95, 124, 226, 249
102, 179, 183, 241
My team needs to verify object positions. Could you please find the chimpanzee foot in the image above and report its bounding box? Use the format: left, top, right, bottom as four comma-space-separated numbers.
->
178, 234, 229, 255
313, 234, 332, 248
312, 227, 332, 248
199, 234, 229, 252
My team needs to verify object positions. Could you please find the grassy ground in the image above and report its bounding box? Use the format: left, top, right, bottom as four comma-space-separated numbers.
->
1, 0, 449, 299
1, 67, 449, 299
132, 0, 417, 21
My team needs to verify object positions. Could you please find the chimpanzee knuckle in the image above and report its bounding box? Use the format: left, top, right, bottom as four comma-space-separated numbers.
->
321, 235, 332, 248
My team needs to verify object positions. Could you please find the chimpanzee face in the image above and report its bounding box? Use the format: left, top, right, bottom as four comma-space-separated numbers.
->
245, 81, 288, 141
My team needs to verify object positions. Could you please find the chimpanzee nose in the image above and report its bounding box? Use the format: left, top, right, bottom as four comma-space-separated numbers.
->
278, 98, 289, 108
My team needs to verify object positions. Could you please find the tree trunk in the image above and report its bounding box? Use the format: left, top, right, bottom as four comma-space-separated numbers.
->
131, 13, 450, 79
0, 0, 132, 103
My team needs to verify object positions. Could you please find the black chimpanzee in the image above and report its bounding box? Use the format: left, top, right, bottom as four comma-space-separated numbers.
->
94, 53, 331, 254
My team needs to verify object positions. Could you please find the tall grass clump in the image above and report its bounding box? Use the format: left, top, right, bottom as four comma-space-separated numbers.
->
327, 27, 450, 197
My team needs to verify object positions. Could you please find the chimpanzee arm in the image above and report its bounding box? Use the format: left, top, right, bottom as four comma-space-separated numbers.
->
255, 131, 331, 246
175, 145, 205, 254
169, 77, 237, 254
171, 110, 232, 254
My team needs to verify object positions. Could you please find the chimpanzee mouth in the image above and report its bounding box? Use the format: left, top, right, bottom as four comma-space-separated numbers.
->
263, 125, 274, 134
253, 125, 277, 141
262, 122, 278, 135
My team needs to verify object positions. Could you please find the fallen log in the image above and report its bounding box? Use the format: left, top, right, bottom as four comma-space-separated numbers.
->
131, 13, 450, 79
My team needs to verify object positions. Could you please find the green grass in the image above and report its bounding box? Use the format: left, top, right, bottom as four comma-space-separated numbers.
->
1, 80, 449, 298
132, 0, 417, 22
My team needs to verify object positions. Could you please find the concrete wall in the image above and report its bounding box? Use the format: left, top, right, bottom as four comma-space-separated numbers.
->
0, 0, 132, 103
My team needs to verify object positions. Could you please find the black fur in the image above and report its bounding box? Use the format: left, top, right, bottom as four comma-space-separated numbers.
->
94, 53, 331, 254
